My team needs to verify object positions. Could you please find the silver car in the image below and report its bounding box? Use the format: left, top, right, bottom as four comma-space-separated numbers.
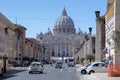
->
86, 62, 107, 74
79, 63, 91, 74
28, 62, 43, 74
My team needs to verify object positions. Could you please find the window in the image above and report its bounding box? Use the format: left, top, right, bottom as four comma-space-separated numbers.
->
63, 52, 65, 56
52, 52, 55, 56
93, 63, 105, 67
58, 49, 60, 51
58, 53, 60, 57
93, 63, 99, 67
66, 53, 68, 57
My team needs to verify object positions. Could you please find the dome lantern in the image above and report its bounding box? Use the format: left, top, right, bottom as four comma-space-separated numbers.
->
62, 7, 67, 16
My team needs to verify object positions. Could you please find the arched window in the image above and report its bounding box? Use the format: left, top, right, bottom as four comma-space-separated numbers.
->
52, 52, 55, 56
63, 52, 65, 56
58, 53, 60, 57
66, 53, 68, 57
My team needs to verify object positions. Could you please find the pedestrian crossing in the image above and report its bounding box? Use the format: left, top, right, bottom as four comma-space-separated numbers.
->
44, 64, 77, 73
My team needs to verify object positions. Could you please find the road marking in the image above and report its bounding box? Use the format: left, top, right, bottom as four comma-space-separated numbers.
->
60, 69, 63, 72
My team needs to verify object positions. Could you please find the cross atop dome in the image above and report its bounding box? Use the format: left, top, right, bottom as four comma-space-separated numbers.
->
62, 7, 67, 16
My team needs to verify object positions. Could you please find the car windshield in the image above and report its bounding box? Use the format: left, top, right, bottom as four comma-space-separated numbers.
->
57, 62, 62, 64
69, 59, 74, 61
86, 63, 91, 67
32, 63, 40, 66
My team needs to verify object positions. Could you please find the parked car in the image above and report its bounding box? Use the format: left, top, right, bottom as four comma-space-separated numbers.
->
86, 62, 107, 74
55, 61, 62, 68
79, 63, 91, 74
28, 62, 43, 74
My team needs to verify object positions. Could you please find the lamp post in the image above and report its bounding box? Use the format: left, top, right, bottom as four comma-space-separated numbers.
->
43, 46, 46, 61
3, 55, 7, 73
89, 27, 92, 34
89, 27, 92, 55
4, 27, 8, 72
84, 34, 89, 55
95, 11, 100, 18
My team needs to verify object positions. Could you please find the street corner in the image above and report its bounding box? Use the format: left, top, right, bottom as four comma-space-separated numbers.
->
75, 64, 83, 68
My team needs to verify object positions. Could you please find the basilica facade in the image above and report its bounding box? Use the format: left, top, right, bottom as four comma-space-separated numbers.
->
36, 8, 85, 61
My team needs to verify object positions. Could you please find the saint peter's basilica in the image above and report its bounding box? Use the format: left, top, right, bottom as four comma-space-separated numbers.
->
36, 8, 85, 61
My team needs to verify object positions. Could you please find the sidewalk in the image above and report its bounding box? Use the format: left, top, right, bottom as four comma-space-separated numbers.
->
91, 73, 120, 80
76, 64, 120, 80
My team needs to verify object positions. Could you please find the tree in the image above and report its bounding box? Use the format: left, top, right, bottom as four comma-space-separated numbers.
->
85, 54, 95, 62
112, 30, 120, 51
80, 57, 85, 63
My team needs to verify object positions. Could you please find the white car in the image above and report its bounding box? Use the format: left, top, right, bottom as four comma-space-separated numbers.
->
28, 62, 43, 74
79, 63, 91, 74
86, 62, 107, 74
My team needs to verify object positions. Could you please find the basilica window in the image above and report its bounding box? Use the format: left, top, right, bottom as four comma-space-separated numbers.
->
58, 49, 60, 51
66, 53, 68, 57
66, 49, 68, 51
52, 52, 55, 56
62, 52, 65, 56
58, 53, 60, 57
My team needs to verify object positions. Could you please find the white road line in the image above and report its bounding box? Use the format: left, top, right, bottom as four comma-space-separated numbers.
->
60, 69, 63, 72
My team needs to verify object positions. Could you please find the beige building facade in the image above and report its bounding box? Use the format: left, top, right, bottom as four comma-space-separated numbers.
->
105, 0, 120, 65
0, 12, 42, 66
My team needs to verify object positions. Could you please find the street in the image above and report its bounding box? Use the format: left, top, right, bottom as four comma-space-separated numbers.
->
0, 64, 87, 80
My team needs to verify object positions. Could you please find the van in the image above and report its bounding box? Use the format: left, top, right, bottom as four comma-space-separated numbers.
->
67, 58, 75, 67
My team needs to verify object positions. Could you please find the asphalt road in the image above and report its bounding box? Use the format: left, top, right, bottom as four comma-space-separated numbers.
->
0, 64, 86, 80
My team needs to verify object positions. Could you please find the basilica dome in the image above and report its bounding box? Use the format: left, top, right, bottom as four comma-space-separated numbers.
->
54, 8, 74, 28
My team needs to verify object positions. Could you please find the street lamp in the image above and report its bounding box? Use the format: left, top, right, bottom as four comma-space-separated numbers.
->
95, 11, 100, 17
3, 55, 7, 73
89, 27, 92, 34
43, 46, 47, 61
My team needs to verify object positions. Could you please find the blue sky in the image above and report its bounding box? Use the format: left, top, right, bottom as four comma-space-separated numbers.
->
0, 0, 107, 38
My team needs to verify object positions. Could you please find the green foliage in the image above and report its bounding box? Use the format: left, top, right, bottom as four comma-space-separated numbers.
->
80, 57, 85, 63
112, 30, 120, 51
85, 54, 95, 62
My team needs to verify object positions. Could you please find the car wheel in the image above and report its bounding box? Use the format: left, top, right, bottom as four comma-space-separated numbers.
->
81, 70, 86, 74
89, 70, 95, 74
40, 71, 43, 73
29, 71, 32, 74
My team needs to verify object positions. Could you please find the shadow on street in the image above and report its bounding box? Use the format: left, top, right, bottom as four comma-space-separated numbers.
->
0, 68, 26, 80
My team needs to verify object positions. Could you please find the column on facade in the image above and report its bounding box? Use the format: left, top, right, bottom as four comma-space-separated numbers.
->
25, 41, 28, 57
89, 27, 92, 55
95, 11, 102, 62
30, 44, 33, 58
